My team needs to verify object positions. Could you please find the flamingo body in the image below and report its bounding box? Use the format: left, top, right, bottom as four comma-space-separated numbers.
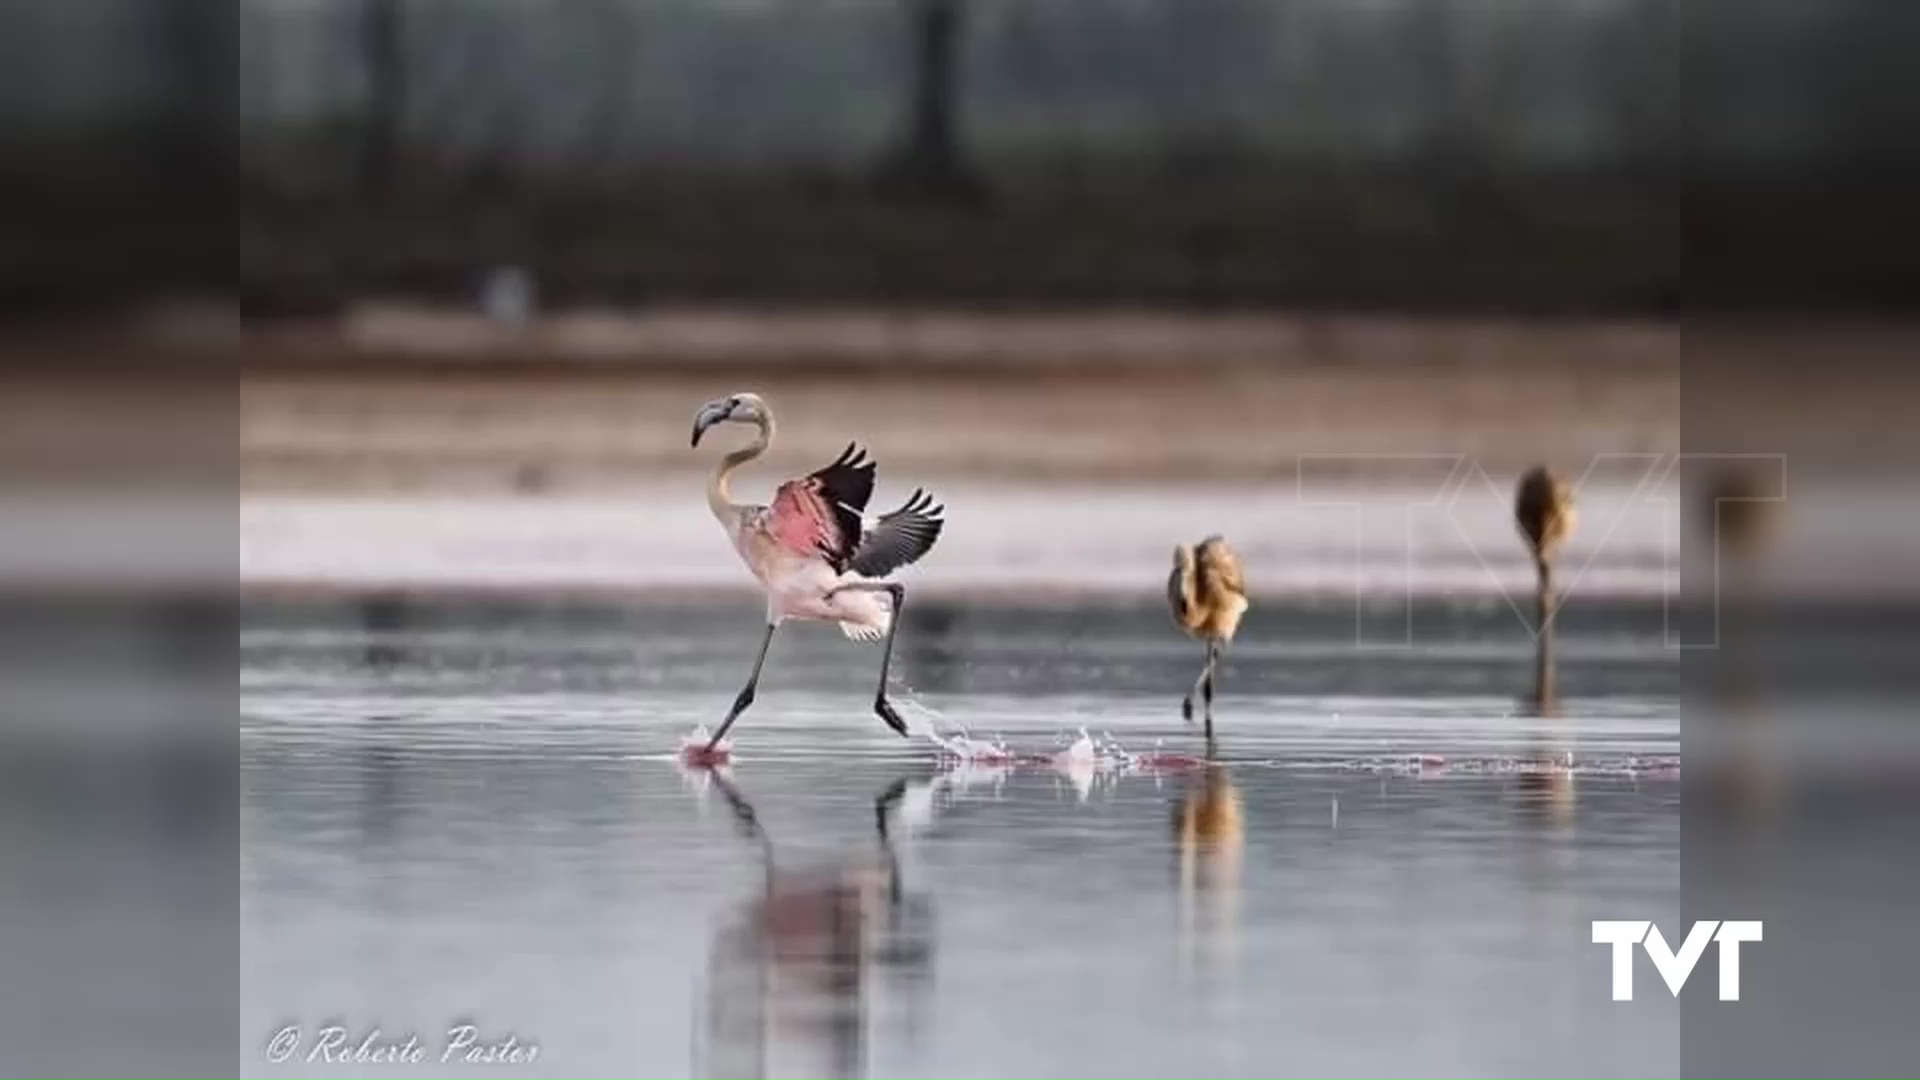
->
691, 393, 944, 746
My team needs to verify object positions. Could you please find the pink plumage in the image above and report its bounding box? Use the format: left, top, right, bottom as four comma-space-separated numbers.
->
769, 477, 847, 558
689, 393, 945, 751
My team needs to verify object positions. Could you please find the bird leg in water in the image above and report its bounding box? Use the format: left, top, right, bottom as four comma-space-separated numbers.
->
1183, 640, 1221, 736
707, 622, 777, 751
1534, 558, 1556, 711
826, 582, 912, 737
1203, 641, 1219, 741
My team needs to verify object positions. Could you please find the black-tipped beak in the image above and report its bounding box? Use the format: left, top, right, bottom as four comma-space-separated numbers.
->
691, 402, 729, 447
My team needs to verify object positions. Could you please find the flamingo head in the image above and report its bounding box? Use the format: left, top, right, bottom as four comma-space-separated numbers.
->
691, 392, 769, 447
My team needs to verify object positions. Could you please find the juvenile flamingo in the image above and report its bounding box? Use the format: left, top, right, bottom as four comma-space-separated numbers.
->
1167, 535, 1249, 740
1514, 466, 1577, 709
691, 393, 945, 750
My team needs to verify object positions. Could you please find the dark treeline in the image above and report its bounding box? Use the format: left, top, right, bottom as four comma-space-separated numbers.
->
237, 0, 1680, 177
236, 0, 1685, 313
2, 0, 1914, 314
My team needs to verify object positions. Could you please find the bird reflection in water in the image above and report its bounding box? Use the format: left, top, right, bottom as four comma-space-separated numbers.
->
1172, 763, 1244, 979
1698, 462, 1785, 821
1511, 751, 1578, 828
697, 772, 934, 1079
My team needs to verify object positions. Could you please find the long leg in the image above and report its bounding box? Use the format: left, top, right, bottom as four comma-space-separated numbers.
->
1201, 640, 1220, 742
707, 622, 777, 751
1181, 640, 1219, 727
1533, 558, 1556, 712
828, 582, 911, 737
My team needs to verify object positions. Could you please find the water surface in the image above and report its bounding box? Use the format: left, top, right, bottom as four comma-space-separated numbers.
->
242, 597, 1679, 1078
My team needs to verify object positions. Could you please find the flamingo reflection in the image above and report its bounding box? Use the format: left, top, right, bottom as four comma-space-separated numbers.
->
697, 773, 934, 1079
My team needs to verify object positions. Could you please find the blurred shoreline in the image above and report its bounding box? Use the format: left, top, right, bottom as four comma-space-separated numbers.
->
240, 483, 1674, 601
242, 304, 1678, 491
233, 304, 1685, 596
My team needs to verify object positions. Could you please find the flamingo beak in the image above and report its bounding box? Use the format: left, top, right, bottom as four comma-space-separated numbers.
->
690, 401, 730, 447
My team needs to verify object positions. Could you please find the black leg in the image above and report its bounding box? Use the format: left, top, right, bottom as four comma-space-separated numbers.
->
873, 584, 909, 737
707, 622, 777, 751
1202, 640, 1219, 741
823, 581, 913, 737
1182, 641, 1216, 725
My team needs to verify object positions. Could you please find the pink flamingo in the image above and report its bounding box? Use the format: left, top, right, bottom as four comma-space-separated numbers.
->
691, 393, 945, 751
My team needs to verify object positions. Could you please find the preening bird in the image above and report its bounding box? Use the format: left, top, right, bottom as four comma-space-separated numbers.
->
1167, 535, 1248, 740
691, 393, 945, 751
1515, 466, 1576, 570
1514, 466, 1577, 709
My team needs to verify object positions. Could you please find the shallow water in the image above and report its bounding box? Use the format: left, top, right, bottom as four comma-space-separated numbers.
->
242, 597, 1679, 1078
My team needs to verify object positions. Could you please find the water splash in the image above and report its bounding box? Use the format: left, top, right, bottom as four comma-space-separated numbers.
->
920, 711, 1015, 763
678, 724, 733, 768
923, 714, 1211, 778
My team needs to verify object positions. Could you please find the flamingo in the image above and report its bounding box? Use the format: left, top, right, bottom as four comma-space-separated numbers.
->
1514, 465, 1577, 710
691, 393, 945, 751
1167, 535, 1249, 741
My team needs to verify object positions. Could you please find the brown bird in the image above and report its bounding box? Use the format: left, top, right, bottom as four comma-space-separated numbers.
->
1704, 463, 1778, 567
1701, 463, 1780, 712
1514, 467, 1577, 710
1167, 535, 1249, 740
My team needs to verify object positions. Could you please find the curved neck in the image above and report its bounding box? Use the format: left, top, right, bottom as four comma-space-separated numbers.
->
708, 412, 775, 521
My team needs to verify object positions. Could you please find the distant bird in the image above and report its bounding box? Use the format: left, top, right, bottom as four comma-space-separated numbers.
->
1701, 463, 1780, 711
1167, 535, 1248, 740
691, 393, 945, 751
1703, 463, 1778, 567
1514, 466, 1577, 709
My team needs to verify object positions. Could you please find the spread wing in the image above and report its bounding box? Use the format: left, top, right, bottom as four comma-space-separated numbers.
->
769, 443, 876, 569
848, 489, 945, 579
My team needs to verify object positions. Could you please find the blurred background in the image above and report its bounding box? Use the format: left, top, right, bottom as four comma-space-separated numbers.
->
224, 0, 1704, 594
6, 0, 1920, 1077
236, 0, 1676, 311
221, 7, 1690, 1079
